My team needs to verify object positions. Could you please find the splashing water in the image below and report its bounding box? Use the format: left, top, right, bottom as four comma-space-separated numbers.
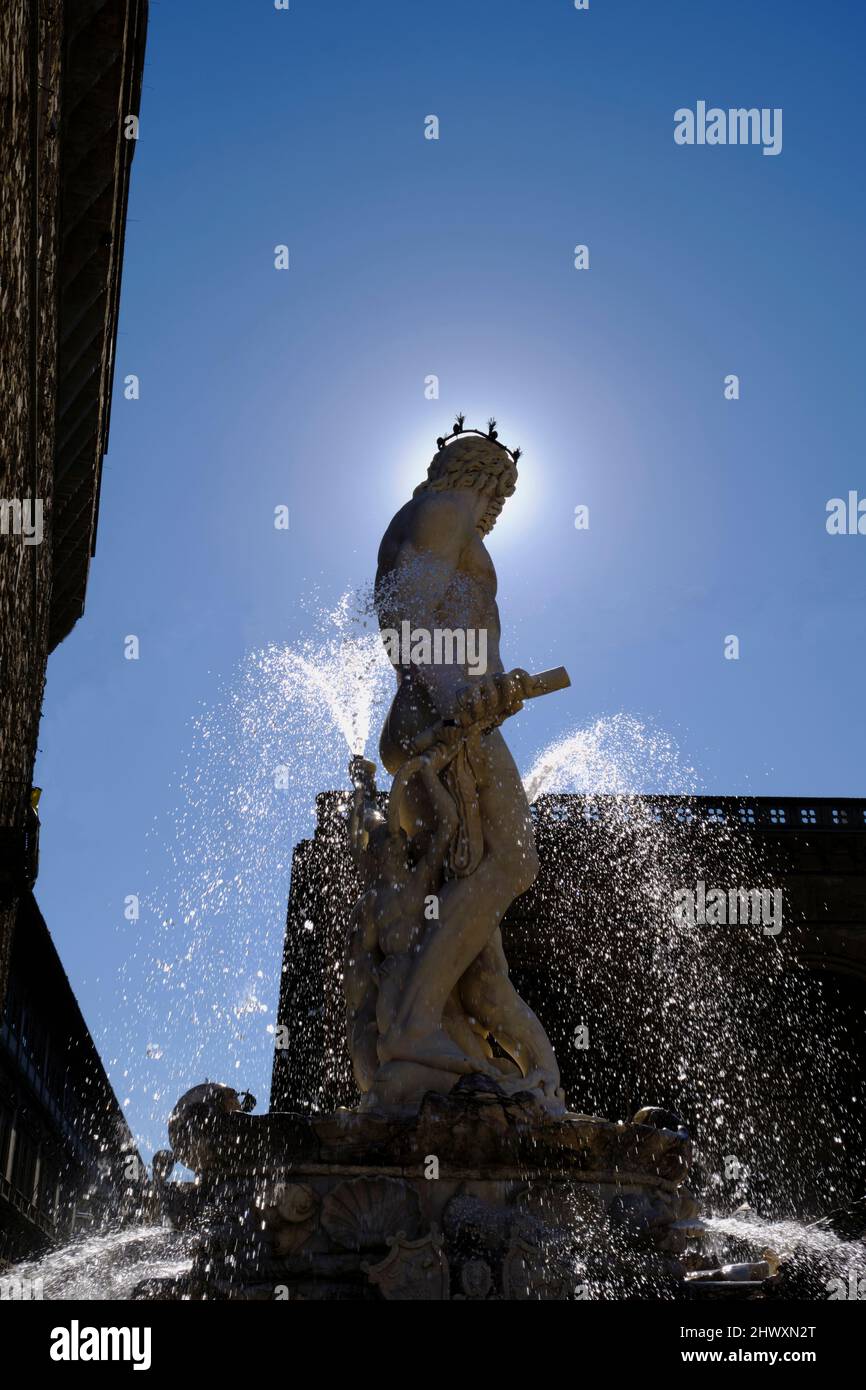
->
523, 712, 697, 802
8, 1226, 194, 1301
250, 590, 391, 757
702, 1212, 866, 1296
118, 593, 393, 1155
515, 717, 864, 1220
706, 1213, 865, 1267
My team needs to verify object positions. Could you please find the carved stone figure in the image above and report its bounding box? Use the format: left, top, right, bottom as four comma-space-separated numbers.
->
346, 423, 570, 1111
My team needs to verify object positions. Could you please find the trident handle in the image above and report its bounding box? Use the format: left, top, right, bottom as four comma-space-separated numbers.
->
409, 665, 571, 755
520, 666, 571, 699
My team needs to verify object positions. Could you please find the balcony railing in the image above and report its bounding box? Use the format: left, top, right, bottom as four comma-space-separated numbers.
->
0, 1171, 56, 1238
532, 795, 866, 833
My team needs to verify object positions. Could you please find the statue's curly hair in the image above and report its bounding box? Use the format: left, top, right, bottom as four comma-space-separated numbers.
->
413, 435, 518, 501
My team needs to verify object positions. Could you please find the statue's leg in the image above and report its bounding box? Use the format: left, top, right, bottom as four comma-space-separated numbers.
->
443, 988, 497, 1065
458, 929, 563, 1100
380, 729, 539, 1060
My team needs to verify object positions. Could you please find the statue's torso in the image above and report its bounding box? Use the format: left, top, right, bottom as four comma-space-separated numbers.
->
375, 495, 503, 667
376, 495, 504, 768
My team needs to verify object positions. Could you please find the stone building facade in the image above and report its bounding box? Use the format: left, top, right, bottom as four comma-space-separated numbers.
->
0, 0, 147, 1003
0, 0, 148, 1260
0, 893, 142, 1262
0, 0, 62, 1003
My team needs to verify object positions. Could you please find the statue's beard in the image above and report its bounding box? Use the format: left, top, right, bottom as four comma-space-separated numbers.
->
477, 495, 506, 535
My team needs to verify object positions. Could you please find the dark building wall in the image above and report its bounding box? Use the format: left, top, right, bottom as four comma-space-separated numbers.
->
0, 0, 63, 1006
0, 0, 147, 1259
271, 794, 363, 1115
504, 795, 866, 1211
0, 0, 147, 1005
0, 893, 142, 1264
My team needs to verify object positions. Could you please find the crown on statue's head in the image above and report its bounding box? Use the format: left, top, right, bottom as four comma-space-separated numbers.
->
435, 415, 521, 463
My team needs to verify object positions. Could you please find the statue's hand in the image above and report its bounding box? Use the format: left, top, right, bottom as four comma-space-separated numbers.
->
497, 669, 530, 718
455, 674, 502, 727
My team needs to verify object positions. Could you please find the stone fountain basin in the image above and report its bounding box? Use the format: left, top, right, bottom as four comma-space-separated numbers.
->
169, 1086, 691, 1186
163, 1084, 697, 1299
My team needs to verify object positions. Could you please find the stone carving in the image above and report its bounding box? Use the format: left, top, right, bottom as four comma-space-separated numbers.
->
501, 1238, 571, 1301
161, 1066, 698, 1299
364, 1230, 450, 1301
321, 1176, 421, 1251
345, 424, 571, 1112
511, 1181, 605, 1247
455, 1258, 495, 1300
261, 1183, 318, 1257
166, 1082, 255, 1172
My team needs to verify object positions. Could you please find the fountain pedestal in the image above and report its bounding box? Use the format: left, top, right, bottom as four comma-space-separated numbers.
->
163, 1081, 697, 1301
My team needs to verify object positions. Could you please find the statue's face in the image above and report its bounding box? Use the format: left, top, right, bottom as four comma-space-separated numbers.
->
477, 487, 508, 536
476, 464, 517, 535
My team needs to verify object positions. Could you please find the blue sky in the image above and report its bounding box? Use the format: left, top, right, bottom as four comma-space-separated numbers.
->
34, 0, 866, 1152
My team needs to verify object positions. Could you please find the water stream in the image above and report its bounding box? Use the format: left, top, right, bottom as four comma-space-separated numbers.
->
5, 1226, 194, 1301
